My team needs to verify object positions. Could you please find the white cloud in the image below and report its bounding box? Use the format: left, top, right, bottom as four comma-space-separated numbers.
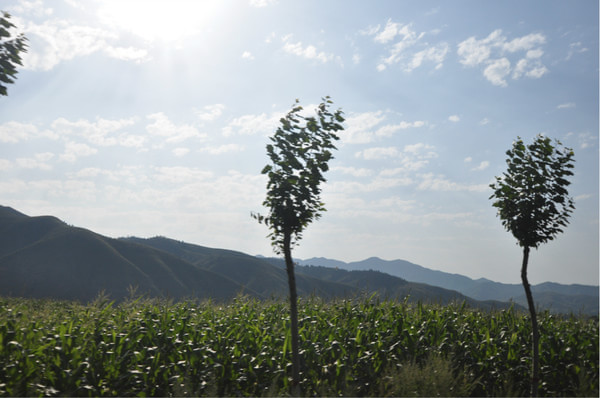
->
146, 113, 206, 143
8, 0, 53, 17
333, 166, 373, 178
567, 41, 589, 60
502, 33, 545, 53
406, 43, 449, 71
0, 121, 43, 143
241, 51, 255, 60
479, 118, 490, 125
375, 120, 426, 137
222, 112, 282, 136
195, 104, 225, 121
249, 0, 278, 7
22, 19, 149, 71
457, 29, 548, 86
282, 38, 335, 63
417, 173, 488, 192
15, 152, 55, 170
464, 157, 473, 163
152, 166, 214, 185
172, 147, 190, 157
470, 160, 490, 171
368, 20, 447, 73
200, 144, 245, 155
448, 115, 460, 122
51, 117, 140, 147
557, 102, 576, 109
341, 111, 385, 144
59, 141, 97, 162
483, 57, 511, 87
0, 159, 12, 171
355, 146, 399, 160
374, 19, 402, 43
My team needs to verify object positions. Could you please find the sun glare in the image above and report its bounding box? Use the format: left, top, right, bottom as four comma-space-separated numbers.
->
98, 0, 220, 43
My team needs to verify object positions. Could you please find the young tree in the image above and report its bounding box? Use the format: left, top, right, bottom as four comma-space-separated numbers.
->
490, 134, 575, 397
0, 11, 28, 96
253, 97, 344, 393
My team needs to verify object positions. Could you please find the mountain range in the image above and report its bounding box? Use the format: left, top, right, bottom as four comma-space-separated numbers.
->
296, 257, 599, 316
0, 205, 597, 315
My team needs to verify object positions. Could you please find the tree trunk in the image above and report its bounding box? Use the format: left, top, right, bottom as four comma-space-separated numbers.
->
283, 231, 301, 396
521, 245, 539, 397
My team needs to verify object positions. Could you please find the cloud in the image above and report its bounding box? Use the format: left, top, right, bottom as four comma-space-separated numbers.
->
342, 111, 426, 144
16, 152, 55, 170
375, 120, 426, 137
405, 43, 449, 71
199, 144, 245, 155
59, 141, 97, 162
282, 37, 336, 63
374, 19, 404, 43
241, 51, 255, 60
470, 160, 490, 171
566, 41, 589, 60
21, 19, 149, 70
0, 121, 48, 143
146, 113, 206, 143
333, 166, 374, 178
249, 0, 278, 6
483, 57, 511, 87
367, 20, 448, 72
479, 118, 490, 125
417, 173, 488, 192
448, 115, 460, 122
195, 104, 225, 121
8, 0, 53, 17
341, 111, 386, 144
457, 29, 548, 86
172, 147, 190, 157
222, 112, 283, 136
557, 102, 576, 109
51, 117, 142, 147
355, 146, 399, 160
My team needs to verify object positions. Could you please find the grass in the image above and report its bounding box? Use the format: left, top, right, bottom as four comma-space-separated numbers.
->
0, 295, 597, 396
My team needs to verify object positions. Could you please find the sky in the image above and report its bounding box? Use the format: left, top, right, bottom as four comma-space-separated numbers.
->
0, 0, 598, 285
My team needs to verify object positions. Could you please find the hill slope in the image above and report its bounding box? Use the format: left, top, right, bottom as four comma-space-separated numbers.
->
0, 206, 253, 302
298, 257, 599, 315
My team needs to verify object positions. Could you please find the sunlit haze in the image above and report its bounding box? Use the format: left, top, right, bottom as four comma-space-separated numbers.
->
1, 0, 598, 285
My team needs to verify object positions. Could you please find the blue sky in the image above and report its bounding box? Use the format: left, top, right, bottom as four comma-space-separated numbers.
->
1, 0, 597, 285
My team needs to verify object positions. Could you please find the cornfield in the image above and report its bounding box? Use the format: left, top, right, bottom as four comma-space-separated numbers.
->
0, 295, 597, 396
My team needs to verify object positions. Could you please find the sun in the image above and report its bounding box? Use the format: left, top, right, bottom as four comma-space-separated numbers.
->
97, 0, 220, 43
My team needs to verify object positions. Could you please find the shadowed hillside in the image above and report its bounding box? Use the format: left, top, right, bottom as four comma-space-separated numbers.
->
0, 206, 253, 302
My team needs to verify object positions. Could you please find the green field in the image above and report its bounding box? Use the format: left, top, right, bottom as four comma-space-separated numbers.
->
0, 295, 597, 397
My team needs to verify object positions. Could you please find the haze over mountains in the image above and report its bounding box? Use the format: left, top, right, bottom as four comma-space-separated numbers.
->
0, 206, 597, 315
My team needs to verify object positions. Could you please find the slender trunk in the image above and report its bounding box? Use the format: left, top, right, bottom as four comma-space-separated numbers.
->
521, 245, 539, 397
283, 231, 301, 396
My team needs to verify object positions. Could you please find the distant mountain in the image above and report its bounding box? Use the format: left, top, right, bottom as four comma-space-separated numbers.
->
122, 237, 355, 299
1, 205, 594, 315
298, 257, 599, 315
0, 205, 253, 302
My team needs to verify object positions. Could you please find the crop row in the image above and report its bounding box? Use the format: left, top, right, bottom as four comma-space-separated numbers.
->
0, 296, 597, 396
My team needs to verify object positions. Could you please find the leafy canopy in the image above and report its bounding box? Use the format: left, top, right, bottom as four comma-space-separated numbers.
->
0, 11, 28, 96
490, 134, 575, 249
253, 97, 344, 254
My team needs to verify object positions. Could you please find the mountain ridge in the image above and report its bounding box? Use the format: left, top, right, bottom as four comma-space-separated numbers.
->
297, 256, 599, 315
0, 205, 596, 314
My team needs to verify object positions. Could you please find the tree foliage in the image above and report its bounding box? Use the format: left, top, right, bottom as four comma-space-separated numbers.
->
490, 134, 575, 248
0, 11, 28, 96
253, 96, 344, 393
489, 134, 575, 397
253, 96, 345, 254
